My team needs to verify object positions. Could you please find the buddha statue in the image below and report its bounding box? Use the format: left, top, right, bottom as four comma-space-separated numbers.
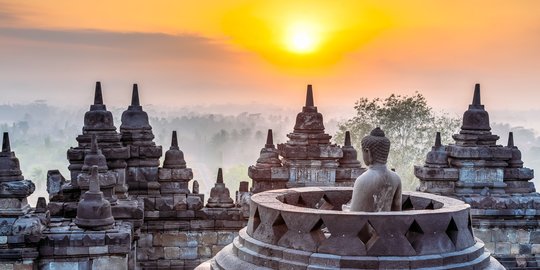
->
349, 127, 402, 212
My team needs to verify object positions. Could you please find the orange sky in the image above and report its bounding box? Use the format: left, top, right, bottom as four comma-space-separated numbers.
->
0, 1, 539, 114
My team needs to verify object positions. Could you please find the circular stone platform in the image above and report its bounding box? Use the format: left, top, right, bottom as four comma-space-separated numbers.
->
197, 187, 504, 269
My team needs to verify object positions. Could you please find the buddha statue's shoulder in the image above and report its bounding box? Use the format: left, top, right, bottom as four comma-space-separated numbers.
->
354, 168, 385, 189
386, 169, 402, 185
355, 168, 378, 182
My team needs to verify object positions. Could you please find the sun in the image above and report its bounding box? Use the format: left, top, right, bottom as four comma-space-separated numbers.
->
285, 22, 320, 54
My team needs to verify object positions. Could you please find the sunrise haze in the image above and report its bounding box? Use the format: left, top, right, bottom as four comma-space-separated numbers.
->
0, 0, 539, 114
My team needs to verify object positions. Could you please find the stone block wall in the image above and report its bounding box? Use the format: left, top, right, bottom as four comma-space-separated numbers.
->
0, 260, 35, 270
137, 229, 240, 269
38, 219, 133, 270
460, 194, 540, 269
39, 256, 128, 270
474, 219, 540, 269
137, 211, 246, 270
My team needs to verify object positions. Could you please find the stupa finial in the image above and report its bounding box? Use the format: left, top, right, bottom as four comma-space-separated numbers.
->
171, 130, 179, 149
94, 81, 103, 105
2, 132, 10, 153
306, 84, 314, 107
435, 132, 442, 147
472, 83, 481, 106
508, 132, 514, 147
217, 168, 223, 184
345, 131, 352, 147
131, 84, 140, 106
265, 129, 274, 148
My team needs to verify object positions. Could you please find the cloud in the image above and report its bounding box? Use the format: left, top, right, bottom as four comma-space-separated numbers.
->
0, 27, 234, 61
0, 1, 22, 25
0, 10, 16, 23
0, 27, 280, 108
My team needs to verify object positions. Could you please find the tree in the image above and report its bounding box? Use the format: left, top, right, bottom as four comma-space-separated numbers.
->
335, 92, 461, 190
224, 164, 249, 194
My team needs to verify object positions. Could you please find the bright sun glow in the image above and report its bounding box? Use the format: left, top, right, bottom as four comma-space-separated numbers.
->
286, 23, 320, 54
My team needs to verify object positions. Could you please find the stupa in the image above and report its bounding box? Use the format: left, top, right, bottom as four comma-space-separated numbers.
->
0, 132, 47, 270
159, 131, 192, 195
3, 82, 252, 270
67, 81, 130, 199
75, 166, 115, 230
206, 168, 235, 208
120, 84, 163, 195
415, 84, 539, 268
199, 124, 504, 269
48, 83, 143, 228
76, 134, 118, 205
250, 85, 364, 193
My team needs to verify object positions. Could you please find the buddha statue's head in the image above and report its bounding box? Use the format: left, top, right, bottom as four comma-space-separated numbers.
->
361, 127, 390, 166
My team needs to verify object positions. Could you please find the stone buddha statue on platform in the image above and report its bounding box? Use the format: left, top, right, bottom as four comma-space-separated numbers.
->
349, 127, 402, 212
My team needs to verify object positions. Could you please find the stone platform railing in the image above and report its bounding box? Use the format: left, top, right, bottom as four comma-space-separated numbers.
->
199, 187, 504, 269
247, 187, 475, 256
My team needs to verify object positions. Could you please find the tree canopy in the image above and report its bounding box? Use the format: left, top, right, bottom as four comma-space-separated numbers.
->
335, 93, 461, 190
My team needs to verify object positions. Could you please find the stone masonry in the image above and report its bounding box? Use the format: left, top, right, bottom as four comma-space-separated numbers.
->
0, 81, 527, 269
120, 84, 163, 196
39, 166, 133, 270
0, 132, 48, 270
41, 82, 248, 270
249, 85, 365, 193
415, 83, 540, 269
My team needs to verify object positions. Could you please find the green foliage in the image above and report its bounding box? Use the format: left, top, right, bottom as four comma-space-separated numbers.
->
224, 164, 249, 192
335, 92, 461, 190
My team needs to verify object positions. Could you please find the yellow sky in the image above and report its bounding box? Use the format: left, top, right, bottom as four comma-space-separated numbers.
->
1, 1, 540, 111
12, 1, 537, 67
9, 1, 392, 70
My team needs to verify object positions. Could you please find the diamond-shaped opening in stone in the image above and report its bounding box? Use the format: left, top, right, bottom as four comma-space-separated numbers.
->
297, 196, 308, 207
446, 217, 459, 246
283, 194, 299, 205
402, 196, 414, 210
323, 191, 351, 207
310, 218, 328, 242
405, 220, 424, 252
272, 213, 288, 244
425, 200, 435, 210
467, 214, 474, 238
298, 192, 326, 208
432, 201, 444, 209
315, 195, 334, 210
283, 196, 290, 204
252, 207, 261, 233
358, 220, 377, 247
319, 220, 331, 240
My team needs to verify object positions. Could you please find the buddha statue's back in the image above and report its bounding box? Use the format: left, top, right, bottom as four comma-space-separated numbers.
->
350, 127, 402, 212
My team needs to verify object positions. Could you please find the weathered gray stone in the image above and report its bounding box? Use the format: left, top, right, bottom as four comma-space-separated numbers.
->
164, 247, 180, 260
92, 256, 127, 270
198, 189, 504, 269
495, 241, 511, 254
206, 169, 234, 208
250, 86, 349, 193
217, 232, 235, 246
415, 84, 540, 269
179, 247, 198, 260
89, 246, 108, 255
43, 262, 78, 270
201, 231, 218, 245
75, 166, 114, 230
